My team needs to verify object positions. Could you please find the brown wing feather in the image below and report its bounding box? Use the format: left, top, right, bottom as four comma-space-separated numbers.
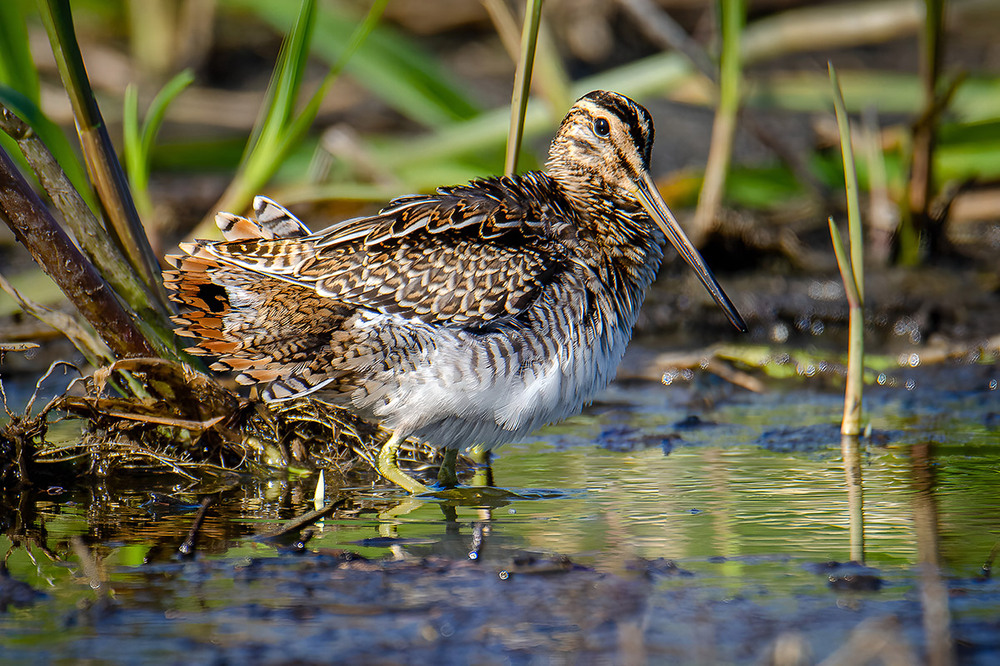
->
197, 174, 575, 329
165, 248, 361, 390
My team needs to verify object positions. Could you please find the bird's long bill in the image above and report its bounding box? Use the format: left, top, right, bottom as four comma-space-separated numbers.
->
636, 171, 748, 332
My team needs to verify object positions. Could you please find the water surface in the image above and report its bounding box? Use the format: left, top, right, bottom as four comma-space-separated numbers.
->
1, 358, 998, 664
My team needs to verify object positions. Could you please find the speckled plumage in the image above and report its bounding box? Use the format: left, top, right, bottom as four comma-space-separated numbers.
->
165, 91, 745, 459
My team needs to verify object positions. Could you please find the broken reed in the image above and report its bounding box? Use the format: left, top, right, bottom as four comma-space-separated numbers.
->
828, 63, 865, 437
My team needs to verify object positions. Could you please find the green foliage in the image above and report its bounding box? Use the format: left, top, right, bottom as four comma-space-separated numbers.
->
195, 0, 391, 234
39, 0, 166, 305
0, 1, 96, 210
225, 0, 478, 128
0, 0, 40, 104
724, 166, 803, 209
123, 69, 195, 220
829, 66, 863, 300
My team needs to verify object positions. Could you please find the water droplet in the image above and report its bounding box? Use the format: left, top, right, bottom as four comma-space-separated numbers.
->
808, 280, 842, 301
498, 570, 509, 580
908, 353, 920, 368
905, 379, 916, 391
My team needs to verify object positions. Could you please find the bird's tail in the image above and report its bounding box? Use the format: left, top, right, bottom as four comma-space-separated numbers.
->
163, 197, 340, 395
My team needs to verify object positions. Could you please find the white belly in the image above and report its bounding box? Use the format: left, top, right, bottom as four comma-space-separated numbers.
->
352, 274, 642, 450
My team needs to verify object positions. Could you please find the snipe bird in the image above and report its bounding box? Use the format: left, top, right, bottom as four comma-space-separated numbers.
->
165, 90, 746, 493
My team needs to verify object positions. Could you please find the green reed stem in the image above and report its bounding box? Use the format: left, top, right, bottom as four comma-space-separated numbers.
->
0, 1, 40, 105
693, 0, 745, 242
902, 0, 945, 265
504, 0, 544, 176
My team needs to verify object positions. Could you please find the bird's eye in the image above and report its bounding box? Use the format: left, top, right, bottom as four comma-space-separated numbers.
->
593, 117, 610, 137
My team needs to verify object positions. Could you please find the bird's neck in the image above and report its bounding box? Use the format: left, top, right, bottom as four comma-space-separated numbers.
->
541, 174, 663, 280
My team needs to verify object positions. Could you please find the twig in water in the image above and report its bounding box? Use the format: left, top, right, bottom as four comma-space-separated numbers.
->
256, 497, 348, 542
178, 497, 214, 559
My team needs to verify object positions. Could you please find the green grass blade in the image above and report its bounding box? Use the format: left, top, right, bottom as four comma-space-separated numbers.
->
140, 70, 196, 161
827, 217, 860, 308
280, 0, 389, 157
313, 3, 480, 124
122, 84, 146, 215
124, 70, 195, 218
693, 0, 745, 240
39, 0, 169, 310
0, 0, 40, 104
243, 0, 316, 166
195, 0, 390, 236
829, 63, 866, 438
192, 0, 317, 233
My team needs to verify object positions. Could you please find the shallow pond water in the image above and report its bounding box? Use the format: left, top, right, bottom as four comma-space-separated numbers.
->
1, 355, 998, 664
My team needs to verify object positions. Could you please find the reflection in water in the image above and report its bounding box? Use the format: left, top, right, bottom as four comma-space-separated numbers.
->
911, 442, 956, 666
841, 434, 865, 563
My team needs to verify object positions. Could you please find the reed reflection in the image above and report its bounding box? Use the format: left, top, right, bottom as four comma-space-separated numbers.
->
841, 434, 864, 563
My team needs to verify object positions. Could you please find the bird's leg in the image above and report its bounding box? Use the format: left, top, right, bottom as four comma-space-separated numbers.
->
377, 431, 429, 494
437, 448, 459, 488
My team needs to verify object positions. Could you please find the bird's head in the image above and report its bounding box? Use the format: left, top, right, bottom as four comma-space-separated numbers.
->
546, 90, 746, 332
546, 90, 655, 208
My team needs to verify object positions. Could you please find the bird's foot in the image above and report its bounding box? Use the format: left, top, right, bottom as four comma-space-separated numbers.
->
377, 433, 429, 495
